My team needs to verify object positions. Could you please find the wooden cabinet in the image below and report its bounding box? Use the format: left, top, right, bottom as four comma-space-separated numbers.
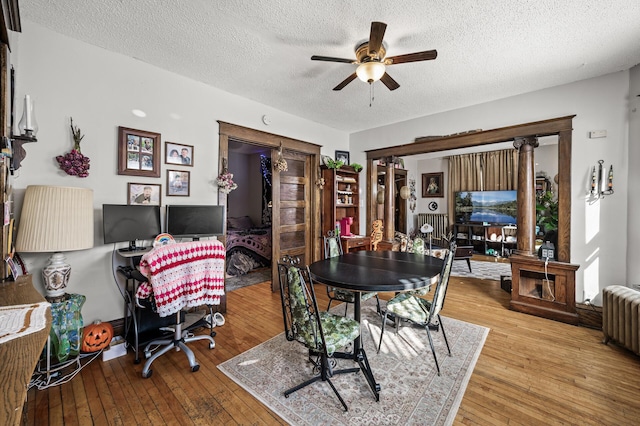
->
341, 235, 371, 253
509, 254, 579, 324
454, 223, 517, 257
321, 165, 362, 237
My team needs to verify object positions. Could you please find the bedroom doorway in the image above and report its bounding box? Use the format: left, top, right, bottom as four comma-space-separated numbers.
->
225, 140, 273, 291
218, 121, 322, 301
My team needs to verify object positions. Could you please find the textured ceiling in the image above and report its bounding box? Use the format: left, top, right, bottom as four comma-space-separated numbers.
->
20, 0, 640, 133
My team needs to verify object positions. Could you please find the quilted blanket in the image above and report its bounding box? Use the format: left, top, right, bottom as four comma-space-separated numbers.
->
136, 240, 225, 317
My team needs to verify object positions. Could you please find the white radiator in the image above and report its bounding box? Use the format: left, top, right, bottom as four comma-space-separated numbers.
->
417, 213, 449, 246
602, 285, 640, 355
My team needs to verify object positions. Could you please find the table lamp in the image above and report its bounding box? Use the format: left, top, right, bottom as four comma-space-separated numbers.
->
420, 222, 434, 254
15, 185, 94, 301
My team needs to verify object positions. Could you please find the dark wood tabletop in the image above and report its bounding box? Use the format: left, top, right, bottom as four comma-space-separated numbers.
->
308, 250, 444, 293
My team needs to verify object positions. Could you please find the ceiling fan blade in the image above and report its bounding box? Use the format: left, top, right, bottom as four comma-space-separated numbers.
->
385, 50, 438, 65
311, 55, 355, 64
333, 73, 357, 91
380, 73, 400, 91
368, 21, 387, 57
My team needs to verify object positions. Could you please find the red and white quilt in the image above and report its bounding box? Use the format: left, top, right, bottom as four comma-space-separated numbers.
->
136, 240, 225, 317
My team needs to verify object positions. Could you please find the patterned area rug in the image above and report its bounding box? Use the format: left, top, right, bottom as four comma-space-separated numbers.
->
451, 259, 511, 281
225, 268, 271, 292
218, 299, 489, 425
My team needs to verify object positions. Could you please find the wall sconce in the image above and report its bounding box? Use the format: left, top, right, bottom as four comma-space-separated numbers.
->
590, 159, 614, 199
17, 95, 38, 140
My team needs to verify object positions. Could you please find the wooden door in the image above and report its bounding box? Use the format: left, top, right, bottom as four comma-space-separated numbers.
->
271, 149, 312, 291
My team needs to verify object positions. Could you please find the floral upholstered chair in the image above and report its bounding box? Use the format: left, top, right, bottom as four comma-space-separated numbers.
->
323, 230, 380, 316
277, 255, 362, 411
377, 240, 456, 376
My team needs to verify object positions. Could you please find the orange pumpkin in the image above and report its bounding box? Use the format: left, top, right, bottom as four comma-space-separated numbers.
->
81, 321, 114, 352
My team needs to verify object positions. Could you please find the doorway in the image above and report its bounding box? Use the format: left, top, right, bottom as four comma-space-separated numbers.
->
217, 122, 322, 301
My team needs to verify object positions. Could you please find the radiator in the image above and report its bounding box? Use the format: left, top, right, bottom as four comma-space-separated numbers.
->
602, 285, 640, 355
417, 213, 449, 245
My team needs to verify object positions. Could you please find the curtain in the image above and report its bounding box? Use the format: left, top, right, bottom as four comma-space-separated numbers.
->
447, 149, 518, 225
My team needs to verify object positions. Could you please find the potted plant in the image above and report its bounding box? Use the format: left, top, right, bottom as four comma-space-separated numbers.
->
536, 190, 558, 233
325, 158, 344, 169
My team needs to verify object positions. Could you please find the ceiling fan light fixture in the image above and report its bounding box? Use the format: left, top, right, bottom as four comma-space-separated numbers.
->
356, 61, 386, 83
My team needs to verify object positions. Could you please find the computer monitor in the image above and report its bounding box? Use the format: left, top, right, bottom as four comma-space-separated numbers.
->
165, 205, 225, 240
102, 204, 161, 251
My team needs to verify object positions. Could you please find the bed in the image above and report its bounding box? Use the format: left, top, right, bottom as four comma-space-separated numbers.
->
225, 216, 272, 276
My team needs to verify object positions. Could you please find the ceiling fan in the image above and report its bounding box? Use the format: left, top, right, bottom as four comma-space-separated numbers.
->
311, 21, 437, 91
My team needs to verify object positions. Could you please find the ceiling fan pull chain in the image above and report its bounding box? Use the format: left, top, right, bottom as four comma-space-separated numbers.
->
369, 82, 374, 107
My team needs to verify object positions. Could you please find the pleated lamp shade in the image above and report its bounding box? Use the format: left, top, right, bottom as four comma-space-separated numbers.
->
16, 185, 94, 252
16, 186, 94, 300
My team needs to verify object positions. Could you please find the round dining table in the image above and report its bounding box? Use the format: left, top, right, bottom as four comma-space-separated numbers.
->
308, 250, 444, 401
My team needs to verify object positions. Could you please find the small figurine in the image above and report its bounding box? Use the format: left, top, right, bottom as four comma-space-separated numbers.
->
371, 219, 383, 251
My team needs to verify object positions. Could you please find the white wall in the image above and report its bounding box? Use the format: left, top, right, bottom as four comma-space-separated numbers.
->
627, 65, 640, 288
12, 22, 349, 324
351, 72, 631, 305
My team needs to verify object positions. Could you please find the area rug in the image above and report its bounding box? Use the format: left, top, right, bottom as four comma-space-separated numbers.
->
451, 259, 511, 281
218, 299, 489, 425
225, 268, 271, 292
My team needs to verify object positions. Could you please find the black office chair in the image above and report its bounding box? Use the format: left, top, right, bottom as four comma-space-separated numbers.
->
135, 240, 225, 378
277, 255, 362, 411
323, 230, 381, 316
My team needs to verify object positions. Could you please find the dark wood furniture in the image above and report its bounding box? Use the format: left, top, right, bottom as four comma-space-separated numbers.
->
454, 246, 474, 272
454, 223, 518, 257
340, 235, 371, 253
0, 275, 51, 425
509, 254, 579, 324
308, 250, 444, 400
321, 165, 362, 237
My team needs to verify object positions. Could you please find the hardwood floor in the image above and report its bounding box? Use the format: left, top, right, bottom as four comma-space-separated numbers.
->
26, 276, 640, 425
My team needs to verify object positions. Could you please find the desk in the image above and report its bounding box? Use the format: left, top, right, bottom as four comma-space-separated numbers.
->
0, 275, 51, 425
308, 251, 443, 400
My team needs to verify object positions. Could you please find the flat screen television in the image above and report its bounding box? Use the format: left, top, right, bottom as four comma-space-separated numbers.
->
454, 190, 517, 225
165, 205, 225, 239
102, 204, 161, 251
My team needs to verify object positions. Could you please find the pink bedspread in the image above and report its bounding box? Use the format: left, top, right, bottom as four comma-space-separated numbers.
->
136, 240, 225, 317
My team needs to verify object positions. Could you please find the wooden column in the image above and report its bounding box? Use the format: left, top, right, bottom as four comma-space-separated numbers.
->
513, 136, 538, 256
384, 159, 394, 241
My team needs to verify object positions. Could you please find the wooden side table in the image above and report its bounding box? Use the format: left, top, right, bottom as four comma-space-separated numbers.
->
341, 235, 372, 253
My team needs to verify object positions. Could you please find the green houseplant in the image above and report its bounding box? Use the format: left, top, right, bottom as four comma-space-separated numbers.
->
536, 191, 558, 233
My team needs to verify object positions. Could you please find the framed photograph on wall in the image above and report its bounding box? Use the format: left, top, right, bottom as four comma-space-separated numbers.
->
118, 127, 161, 177
422, 172, 444, 198
167, 170, 190, 196
165, 142, 194, 166
128, 183, 161, 206
335, 150, 350, 165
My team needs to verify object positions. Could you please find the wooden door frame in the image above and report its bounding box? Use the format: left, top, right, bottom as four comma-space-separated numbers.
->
217, 122, 322, 296
365, 115, 574, 262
